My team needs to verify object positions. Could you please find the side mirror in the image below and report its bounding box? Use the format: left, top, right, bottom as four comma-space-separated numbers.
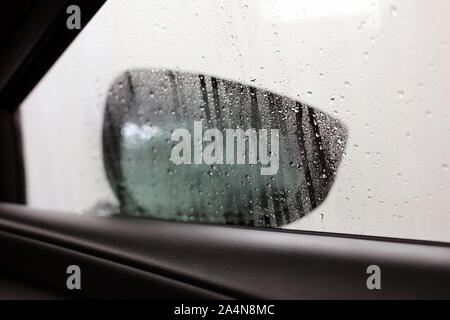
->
102, 69, 348, 227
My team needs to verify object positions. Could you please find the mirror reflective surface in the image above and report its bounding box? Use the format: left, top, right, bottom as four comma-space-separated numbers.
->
103, 69, 347, 226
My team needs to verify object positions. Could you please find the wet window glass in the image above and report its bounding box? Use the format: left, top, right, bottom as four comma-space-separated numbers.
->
20, 0, 450, 242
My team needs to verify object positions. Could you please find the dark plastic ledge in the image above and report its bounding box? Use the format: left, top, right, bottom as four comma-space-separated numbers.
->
0, 203, 449, 299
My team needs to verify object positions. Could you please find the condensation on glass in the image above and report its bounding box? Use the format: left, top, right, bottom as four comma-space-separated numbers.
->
19, 0, 450, 242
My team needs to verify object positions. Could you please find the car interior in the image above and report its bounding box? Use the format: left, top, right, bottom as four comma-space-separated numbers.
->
0, 0, 449, 300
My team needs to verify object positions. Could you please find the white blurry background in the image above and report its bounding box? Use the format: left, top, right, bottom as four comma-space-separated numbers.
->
21, 0, 450, 241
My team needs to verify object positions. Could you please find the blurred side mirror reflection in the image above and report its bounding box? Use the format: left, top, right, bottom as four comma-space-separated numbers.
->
101, 69, 348, 227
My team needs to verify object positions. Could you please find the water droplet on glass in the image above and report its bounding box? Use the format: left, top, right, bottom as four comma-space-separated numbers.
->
390, 6, 398, 16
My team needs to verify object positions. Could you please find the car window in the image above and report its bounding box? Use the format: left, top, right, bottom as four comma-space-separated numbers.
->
20, 0, 450, 242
